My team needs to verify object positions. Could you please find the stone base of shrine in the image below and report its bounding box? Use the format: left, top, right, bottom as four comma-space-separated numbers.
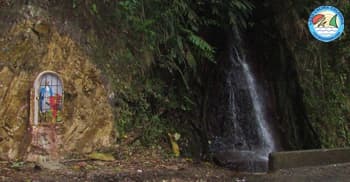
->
26, 124, 62, 162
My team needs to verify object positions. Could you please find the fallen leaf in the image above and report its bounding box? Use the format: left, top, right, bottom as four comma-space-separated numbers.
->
174, 133, 181, 141
87, 152, 115, 161
168, 133, 180, 157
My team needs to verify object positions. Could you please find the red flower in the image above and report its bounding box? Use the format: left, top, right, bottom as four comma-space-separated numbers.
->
49, 94, 62, 119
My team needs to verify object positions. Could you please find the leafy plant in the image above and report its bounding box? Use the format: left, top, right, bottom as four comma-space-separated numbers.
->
72, 0, 77, 8
117, 0, 253, 89
10, 161, 25, 170
91, 3, 98, 14
113, 0, 254, 148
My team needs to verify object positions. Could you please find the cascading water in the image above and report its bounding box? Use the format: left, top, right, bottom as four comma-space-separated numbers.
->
208, 30, 276, 172
235, 47, 275, 156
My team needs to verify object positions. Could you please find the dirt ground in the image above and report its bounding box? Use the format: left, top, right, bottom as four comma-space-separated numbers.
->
1, 146, 350, 182
2, 161, 350, 182
2, 160, 350, 182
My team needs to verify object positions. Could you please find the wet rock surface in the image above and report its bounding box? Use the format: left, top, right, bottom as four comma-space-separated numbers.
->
213, 150, 268, 172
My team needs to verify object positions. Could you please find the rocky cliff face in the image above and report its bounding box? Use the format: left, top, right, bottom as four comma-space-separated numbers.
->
0, 4, 115, 160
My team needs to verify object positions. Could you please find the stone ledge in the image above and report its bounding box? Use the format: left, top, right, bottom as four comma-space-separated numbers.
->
269, 148, 350, 171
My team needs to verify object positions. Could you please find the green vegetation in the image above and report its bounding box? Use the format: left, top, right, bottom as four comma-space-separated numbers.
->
270, 0, 350, 148
71, 0, 350, 151
3, 0, 350, 160
107, 0, 254, 148
117, 0, 253, 86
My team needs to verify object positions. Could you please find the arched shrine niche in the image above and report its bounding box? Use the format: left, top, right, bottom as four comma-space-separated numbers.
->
33, 71, 63, 125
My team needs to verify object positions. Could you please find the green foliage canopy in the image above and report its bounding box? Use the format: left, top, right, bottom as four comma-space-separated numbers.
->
118, 0, 254, 89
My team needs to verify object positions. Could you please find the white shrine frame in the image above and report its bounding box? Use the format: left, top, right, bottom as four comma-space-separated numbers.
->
33, 71, 64, 126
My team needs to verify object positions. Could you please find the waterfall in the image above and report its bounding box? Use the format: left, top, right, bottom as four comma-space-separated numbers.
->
234, 47, 276, 157
209, 30, 277, 172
